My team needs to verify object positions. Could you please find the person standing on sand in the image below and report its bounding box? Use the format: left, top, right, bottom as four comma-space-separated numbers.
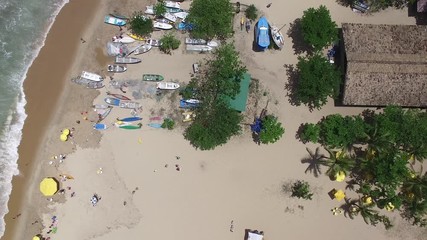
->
266, 3, 272, 8
240, 16, 245, 31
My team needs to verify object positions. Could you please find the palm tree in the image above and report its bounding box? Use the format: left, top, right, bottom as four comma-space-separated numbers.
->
363, 122, 394, 155
323, 147, 355, 177
402, 172, 427, 203
301, 147, 328, 178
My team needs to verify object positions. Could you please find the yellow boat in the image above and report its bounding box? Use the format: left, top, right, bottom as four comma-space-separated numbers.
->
129, 33, 145, 41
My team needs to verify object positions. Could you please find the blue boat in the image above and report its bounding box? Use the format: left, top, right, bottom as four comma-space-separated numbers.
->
104, 15, 126, 26
104, 97, 120, 106
148, 123, 162, 128
255, 17, 270, 50
94, 123, 108, 130
176, 22, 194, 31
118, 117, 142, 122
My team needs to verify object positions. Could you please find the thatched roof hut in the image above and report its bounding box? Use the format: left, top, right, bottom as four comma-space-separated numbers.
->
341, 23, 427, 107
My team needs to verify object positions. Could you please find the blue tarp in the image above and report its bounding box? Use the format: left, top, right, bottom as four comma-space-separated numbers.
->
251, 118, 262, 134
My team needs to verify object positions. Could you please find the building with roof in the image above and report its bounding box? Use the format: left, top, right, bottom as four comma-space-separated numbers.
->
341, 23, 427, 107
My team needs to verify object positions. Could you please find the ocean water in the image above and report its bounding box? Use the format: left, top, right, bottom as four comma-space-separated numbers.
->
0, 0, 69, 237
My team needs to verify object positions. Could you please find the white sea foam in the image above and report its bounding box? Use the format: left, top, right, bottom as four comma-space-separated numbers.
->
0, 0, 69, 237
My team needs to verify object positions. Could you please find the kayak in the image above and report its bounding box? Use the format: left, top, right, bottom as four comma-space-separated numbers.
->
117, 117, 142, 122
119, 123, 142, 129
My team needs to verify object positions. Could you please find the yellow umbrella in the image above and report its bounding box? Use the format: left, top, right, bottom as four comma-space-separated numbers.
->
33, 236, 41, 240
62, 128, 70, 136
333, 189, 346, 201
40, 177, 59, 196
60, 133, 68, 142
335, 171, 346, 182
385, 202, 395, 211
362, 196, 372, 205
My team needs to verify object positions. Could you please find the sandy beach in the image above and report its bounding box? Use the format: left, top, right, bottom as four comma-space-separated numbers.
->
3, 0, 426, 240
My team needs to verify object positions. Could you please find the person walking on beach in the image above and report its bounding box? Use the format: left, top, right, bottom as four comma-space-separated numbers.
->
240, 16, 245, 31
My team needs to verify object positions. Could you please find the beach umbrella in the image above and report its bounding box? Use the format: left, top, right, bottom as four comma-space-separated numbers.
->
60, 133, 68, 142
362, 196, 372, 205
385, 202, 395, 211
32, 236, 41, 240
334, 171, 346, 182
40, 177, 59, 196
62, 128, 70, 136
333, 189, 345, 201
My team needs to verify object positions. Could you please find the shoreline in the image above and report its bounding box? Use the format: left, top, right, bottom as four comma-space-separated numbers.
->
2, 0, 102, 239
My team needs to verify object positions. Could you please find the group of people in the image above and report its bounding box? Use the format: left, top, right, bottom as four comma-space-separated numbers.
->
240, 16, 252, 33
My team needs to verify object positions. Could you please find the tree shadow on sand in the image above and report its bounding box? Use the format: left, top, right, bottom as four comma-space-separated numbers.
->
300, 147, 326, 178
335, 0, 354, 7
287, 18, 313, 55
283, 64, 300, 106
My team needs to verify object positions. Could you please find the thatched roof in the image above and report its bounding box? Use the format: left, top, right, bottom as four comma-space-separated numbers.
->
341, 23, 427, 107
418, 0, 427, 13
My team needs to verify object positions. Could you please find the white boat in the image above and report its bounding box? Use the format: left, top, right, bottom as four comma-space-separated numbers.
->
156, 18, 172, 24
120, 101, 140, 109
185, 99, 200, 104
107, 65, 127, 73
113, 35, 135, 44
164, 1, 181, 9
186, 45, 213, 52
154, 21, 173, 30
81, 71, 103, 81
270, 26, 285, 49
162, 12, 177, 23
185, 38, 219, 47
157, 82, 180, 90
146, 38, 162, 47
173, 11, 188, 20
72, 77, 105, 89
133, 44, 152, 55
115, 56, 141, 64
145, 5, 155, 15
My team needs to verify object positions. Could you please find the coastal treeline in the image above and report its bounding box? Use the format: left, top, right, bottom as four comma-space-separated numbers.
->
299, 106, 427, 228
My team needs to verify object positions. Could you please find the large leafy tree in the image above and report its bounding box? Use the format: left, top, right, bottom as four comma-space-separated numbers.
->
295, 54, 341, 109
154, 1, 167, 18
184, 101, 242, 150
186, 0, 234, 40
259, 115, 285, 144
369, 0, 417, 11
319, 114, 367, 149
128, 12, 153, 36
300, 5, 338, 51
159, 33, 180, 54
202, 43, 247, 100
184, 44, 246, 150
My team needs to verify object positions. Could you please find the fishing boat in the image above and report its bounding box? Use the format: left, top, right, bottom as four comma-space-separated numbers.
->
114, 121, 132, 127
104, 97, 121, 106
104, 15, 126, 26
142, 74, 164, 82
179, 99, 200, 108
270, 25, 285, 49
128, 33, 145, 41
146, 39, 161, 47
164, 1, 180, 9
107, 65, 127, 73
109, 13, 128, 20
119, 101, 140, 109
113, 35, 135, 44
186, 45, 213, 52
117, 116, 142, 122
94, 123, 108, 130
255, 17, 270, 50
185, 38, 218, 47
173, 11, 188, 20
157, 82, 180, 90
93, 105, 113, 122
162, 12, 177, 23
106, 92, 131, 100
148, 123, 162, 128
81, 71, 103, 81
176, 22, 194, 31
119, 123, 142, 130
71, 77, 105, 89
166, 7, 183, 13
133, 44, 152, 55
115, 56, 141, 64
145, 5, 155, 15
156, 18, 173, 24
153, 21, 173, 30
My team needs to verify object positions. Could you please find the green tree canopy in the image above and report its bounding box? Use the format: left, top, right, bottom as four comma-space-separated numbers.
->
186, 0, 234, 40
300, 5, 338, 51
259, 115, 285, 144
245, 4, 258, 21
300, 123, 320, 143
295, 54, 342, 109
319, 115, 367, 149
159, 33, 180, 54
154, 1, 167, 17
129, 12, 153, 36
